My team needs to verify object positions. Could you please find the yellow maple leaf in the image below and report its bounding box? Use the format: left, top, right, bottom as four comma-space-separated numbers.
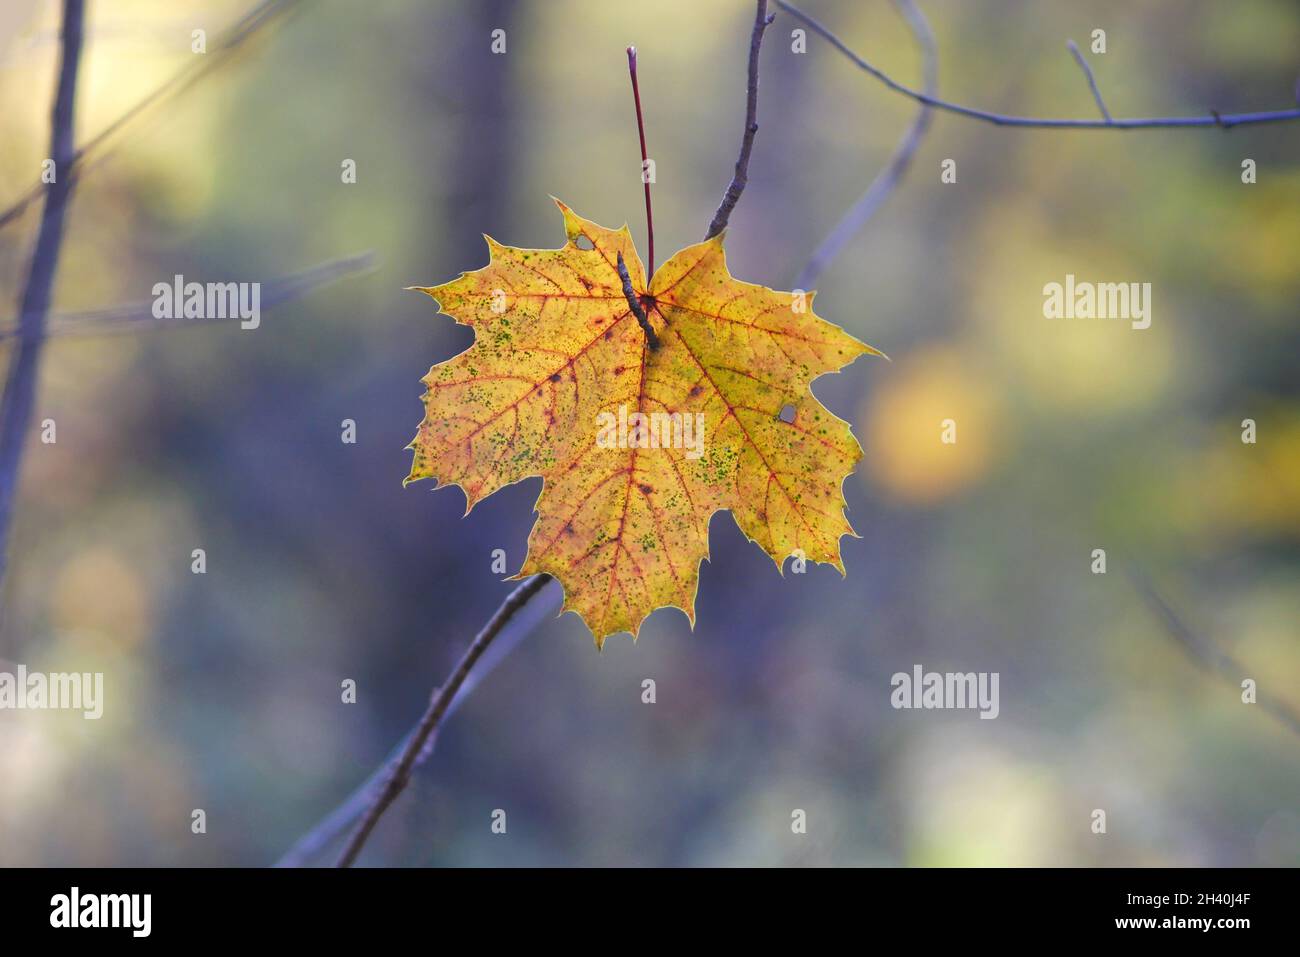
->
407, 200, 881, 646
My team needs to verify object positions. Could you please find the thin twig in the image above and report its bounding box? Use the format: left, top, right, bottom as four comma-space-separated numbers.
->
1129, 569, 1300, 740
705, 0, 774, 239
1067, 40, 1112, 123
276, 575, 560, 867
617, 252, 658, 350
0, 0, 303, 233
0, 0, 85, 601
776, 0, 1300, 130
793, 0, 935, 291
0, 252, 376, 344
334, 574, 554, 867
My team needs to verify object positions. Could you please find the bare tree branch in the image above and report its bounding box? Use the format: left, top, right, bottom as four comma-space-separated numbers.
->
0, 252, 376, 344
775, 0, 1300, 130
0, 0, 85, 602
793, 0, 935, 291
1067, 39, 1112, 123
333, 574, 555, 867
1129, 569, 1300, 740
705, 0, 775, 239
0, 0, 304, 233
276, 574, 561, 867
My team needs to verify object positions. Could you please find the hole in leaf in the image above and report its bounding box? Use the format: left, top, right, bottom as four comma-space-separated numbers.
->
574, 235, 595, 251
779, 404, 796, 424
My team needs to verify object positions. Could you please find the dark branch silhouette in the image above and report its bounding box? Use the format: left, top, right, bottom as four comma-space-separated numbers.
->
705, 0, 775, 239
277, 574, 561, 867
0, 0, 86, 601
776, 0, 1300, 130
334, 574, 554, 867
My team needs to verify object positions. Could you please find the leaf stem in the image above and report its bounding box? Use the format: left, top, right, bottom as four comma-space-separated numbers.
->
626, 46, 654, 278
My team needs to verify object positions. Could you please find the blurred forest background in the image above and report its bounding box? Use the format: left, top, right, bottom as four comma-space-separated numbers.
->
0, 0, 1296, 866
